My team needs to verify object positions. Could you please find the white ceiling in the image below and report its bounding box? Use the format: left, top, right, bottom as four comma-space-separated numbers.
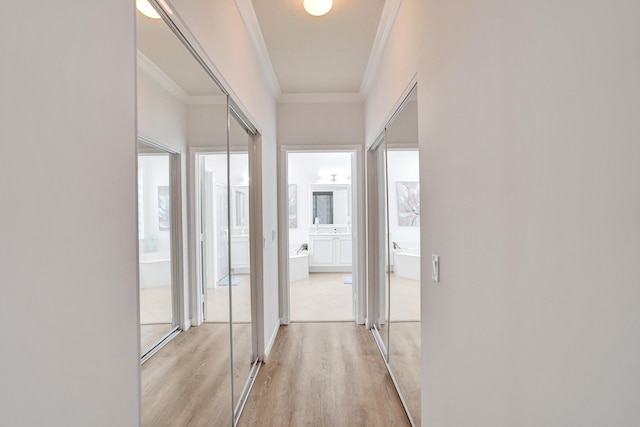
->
251, 0, 386, 94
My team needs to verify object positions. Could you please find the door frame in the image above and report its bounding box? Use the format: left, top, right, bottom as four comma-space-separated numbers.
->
278, 145, 366, 325
190, 141, 263, 361
137, 136, 185, 362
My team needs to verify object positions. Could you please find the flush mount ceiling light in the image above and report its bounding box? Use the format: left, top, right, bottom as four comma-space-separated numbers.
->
137, 0, 161, 19
304, 0, 333, 17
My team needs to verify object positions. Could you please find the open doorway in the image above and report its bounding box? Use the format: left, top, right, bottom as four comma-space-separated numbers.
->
137, 140, 181, 358
285, 150, 360, 322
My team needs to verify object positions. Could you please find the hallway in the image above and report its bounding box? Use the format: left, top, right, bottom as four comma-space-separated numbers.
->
142, 323, 410, 426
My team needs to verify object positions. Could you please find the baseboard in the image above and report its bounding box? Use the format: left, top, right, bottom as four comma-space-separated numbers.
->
182, 319, 192, 331
308, 266, 353, 273
262, 323, 280, 362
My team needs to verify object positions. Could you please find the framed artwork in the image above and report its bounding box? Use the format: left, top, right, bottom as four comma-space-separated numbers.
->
158, 185, 170, 230
288, 184, 297, 228
396, 181, 420, 226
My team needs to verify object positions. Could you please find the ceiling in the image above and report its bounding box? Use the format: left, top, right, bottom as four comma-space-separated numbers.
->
251, 0, 386, 95
137, 10, 224, 97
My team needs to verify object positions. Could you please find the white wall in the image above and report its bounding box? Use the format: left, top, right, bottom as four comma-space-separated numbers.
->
417, 1, 640, 426
363, 0, 419, 145
0, 1, 139, 426
278, 101, 364, 145
137, 67, 188, 150
167, 0, 280, 358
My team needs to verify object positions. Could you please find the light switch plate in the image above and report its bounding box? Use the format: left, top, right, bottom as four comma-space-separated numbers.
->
432, 255, 439, 282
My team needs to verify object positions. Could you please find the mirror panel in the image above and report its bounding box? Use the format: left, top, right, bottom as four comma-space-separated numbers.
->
310, 184, 351, 225
386, 89, 421, 425
137, 5, 233, 425
229, 113, 255, 417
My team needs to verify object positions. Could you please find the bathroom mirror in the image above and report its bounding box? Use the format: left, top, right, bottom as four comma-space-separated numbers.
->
232, 185, 249, 232
309, 184, 351, 225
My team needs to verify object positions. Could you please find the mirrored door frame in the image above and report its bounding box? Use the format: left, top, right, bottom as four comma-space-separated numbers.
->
137, 137, 185, 363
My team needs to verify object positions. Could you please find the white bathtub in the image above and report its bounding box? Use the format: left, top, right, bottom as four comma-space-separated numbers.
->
139, 251, 171, 288
289, 252, 309, 282
393, 248, 421, 281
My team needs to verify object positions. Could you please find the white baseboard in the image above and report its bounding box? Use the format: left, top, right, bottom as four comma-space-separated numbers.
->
182, 319, 192, 330
262, 323, 280, 362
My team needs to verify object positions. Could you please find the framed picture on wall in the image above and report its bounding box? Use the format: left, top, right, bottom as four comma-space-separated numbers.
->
396, 181, 420, 226
289, 184, 297, 228
158, 185, 170, 230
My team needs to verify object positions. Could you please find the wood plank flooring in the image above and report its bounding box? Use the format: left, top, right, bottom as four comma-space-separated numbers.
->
389, 321, 421, 426
238, 323, 410, 427
141, 324, 234, 426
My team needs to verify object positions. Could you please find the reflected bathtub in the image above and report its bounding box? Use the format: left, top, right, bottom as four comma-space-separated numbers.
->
393, 248, 420, 281
139, 251, 171, 288
289, 252, 309, 282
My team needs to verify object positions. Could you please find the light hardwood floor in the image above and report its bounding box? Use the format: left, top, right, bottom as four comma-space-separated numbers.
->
389, 321, 421, 426
142, 324, 237, 426
142, 323, 410, 426
238, 323, 410, 427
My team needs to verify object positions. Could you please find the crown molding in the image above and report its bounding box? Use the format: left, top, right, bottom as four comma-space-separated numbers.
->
234, 0, 281, 98
137, 50, 190, 103
278, 92, 363, 104
359, 0, 403, 97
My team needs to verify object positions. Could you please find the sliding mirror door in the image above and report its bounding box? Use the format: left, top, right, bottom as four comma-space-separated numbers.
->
386, 88, 421, 425
229, 113, 257, 418
137, 2, 233, 425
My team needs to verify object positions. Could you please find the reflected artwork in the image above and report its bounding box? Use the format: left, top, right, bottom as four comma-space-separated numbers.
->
158, 185, 170, 230
289, 184, 297, 228
396, 181, 419, 226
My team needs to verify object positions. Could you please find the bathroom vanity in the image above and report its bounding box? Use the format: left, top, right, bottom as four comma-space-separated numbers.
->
308, 232, 352, 272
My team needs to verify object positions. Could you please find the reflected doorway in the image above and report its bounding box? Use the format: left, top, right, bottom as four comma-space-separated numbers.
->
137, 140, 180, 358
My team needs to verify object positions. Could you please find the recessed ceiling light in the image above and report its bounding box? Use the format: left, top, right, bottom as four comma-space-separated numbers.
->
137, 0, 161, 19
304, 0, 333, 17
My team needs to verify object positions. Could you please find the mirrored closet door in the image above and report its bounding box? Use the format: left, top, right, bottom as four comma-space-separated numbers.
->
369, 86, 421, 426
137, 1, 259, 425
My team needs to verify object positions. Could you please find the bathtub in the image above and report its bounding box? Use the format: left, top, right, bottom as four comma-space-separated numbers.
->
139, 251, 171, 288
289, 252, 309, 282
393, 248, 421, 281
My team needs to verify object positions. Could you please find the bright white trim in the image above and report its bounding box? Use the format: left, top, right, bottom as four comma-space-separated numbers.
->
137, 50, 189, 103
278, 92, 363, 104
262, 323, 280, 362
234, 0, 281, 97
359, 0, 404, 97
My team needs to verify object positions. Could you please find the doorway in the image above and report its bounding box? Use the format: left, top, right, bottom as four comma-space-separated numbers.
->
137, 139, 181, 359
282, 149, 363, 323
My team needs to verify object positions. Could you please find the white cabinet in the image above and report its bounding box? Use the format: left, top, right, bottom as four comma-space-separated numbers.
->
309, 234, 352, 272
230, 235, 250, 274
